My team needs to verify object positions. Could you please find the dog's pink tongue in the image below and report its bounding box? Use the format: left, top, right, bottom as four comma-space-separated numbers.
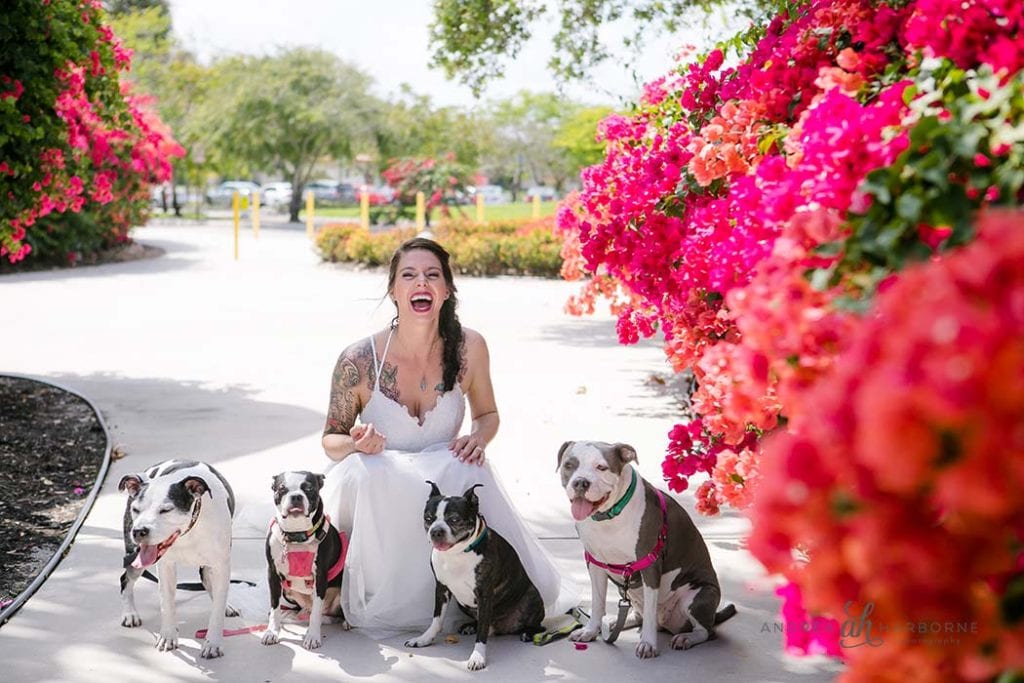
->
133, 544, 160, 568
571, 498, 596, 521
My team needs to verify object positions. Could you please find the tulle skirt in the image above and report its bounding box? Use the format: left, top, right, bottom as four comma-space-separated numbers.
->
322, 442, 576, 635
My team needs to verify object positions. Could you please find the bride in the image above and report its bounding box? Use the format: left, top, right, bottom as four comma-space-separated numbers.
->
321, 237, 573, 633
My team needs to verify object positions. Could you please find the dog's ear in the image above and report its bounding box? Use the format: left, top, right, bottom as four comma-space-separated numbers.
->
612, 443, 638, 465
315, 473, 325, 490
118, 474, 144, 498
463, 484, 484, 506
183, 476, 210, 499
425, 480, 442, 499
556, 441, 574, 472
271, 473, 284, 491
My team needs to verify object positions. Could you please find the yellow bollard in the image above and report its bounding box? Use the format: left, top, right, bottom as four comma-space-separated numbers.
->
360, 189, 370, 231
232, 191, 240, 261
252, 190, 260, 238
532, 193, 541, 219
415, 191, 425, 230
475, 192, 484, 222
305, 190, 315, 240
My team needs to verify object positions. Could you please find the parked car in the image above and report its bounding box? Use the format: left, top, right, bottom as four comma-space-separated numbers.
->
305, 179, 357, 206
150, 184, 196, 209
523, 186, 557, 202
260, 182, 293, 210
468, 184, 510, 204
205, 180, 260, 207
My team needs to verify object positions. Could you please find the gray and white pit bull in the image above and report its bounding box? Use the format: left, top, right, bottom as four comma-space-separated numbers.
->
558, 441, 736, 659
119, 459, 238, 659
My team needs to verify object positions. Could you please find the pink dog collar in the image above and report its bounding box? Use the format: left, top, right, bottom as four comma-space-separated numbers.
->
583, 488, 668, 580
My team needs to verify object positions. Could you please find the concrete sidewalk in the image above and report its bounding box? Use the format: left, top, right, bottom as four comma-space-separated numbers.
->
0, 220, 841, 682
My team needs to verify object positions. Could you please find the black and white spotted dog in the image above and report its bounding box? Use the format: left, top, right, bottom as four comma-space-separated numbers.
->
405, 482, 544, 671
118, 459, 237, 659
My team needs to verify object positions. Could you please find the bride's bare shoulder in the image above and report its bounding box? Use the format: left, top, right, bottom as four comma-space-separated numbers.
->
333, 332, 386, 389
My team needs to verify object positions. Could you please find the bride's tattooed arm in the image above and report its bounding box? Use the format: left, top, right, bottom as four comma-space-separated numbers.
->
323, 339, 376, 436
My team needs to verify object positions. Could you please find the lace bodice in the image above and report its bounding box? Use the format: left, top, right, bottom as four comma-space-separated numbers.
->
359, 330, 466, 451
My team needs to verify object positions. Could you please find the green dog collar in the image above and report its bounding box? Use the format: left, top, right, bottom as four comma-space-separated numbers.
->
591, 468, 638, 521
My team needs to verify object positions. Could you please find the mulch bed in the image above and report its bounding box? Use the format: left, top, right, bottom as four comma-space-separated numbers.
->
0, 376, 107, 609
0, 241, 164, 275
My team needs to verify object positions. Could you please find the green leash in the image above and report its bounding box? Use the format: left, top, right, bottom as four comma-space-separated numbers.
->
529, 607, 590, 646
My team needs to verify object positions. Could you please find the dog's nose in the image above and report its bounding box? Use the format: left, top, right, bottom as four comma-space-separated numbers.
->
289, 493, 304, 507
429, 527, 447, 541
572, 478, 591, 494
132, 526, 150, 542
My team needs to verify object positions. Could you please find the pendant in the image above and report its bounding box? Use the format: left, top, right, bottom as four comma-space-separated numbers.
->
420, 376, 428, 392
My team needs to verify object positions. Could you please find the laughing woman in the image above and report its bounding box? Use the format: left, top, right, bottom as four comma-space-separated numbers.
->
320, 237, 574, 634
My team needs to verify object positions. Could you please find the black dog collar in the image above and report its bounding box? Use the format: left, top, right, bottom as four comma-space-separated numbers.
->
278, 503, 327, 543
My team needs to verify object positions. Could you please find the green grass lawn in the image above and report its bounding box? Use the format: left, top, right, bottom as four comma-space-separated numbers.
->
314, 201, 559, 222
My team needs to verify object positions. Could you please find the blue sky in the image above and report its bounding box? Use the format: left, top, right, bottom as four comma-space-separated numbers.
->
168, 0, 733, 109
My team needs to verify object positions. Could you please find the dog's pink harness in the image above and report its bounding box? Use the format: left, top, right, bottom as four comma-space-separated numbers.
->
271, 517, 347, 591
583, 488, 668, 581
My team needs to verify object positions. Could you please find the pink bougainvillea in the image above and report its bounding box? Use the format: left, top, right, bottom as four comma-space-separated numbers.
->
558, 0, 1024, 677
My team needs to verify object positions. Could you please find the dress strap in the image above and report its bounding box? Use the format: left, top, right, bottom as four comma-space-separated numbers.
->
371, 328, 395, 393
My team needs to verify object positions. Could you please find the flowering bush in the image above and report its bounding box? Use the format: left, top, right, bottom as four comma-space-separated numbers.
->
558, 0, 1024, 676
315, 217, 564, 276
1, 0, 182, 265
377, 154, 469, 227
750, 212, 1024, 681
559, 0, 1023, 507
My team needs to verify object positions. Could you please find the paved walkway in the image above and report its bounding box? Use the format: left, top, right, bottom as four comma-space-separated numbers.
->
0, 219, 841, 682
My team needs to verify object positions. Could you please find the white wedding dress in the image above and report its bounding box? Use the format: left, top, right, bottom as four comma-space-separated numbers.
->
322, 330, 575, 634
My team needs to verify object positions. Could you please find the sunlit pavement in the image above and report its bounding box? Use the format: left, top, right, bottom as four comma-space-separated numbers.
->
0, 221, 841, 682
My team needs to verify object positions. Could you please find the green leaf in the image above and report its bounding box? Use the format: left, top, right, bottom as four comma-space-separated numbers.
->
895, 193, 923, 222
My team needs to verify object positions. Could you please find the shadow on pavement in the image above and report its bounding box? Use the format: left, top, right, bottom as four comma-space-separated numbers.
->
41, 372, 323, 470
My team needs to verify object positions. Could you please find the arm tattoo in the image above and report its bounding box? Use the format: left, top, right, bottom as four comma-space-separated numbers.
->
324, 341, 374, 436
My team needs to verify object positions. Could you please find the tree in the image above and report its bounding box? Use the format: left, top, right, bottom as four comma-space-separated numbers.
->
376, 87, 488, 172
197, 48, 379, 222
107, 5, 207, 216
429, 0, 759, 94
480, 91, 582, 198
553, 105, 615, 171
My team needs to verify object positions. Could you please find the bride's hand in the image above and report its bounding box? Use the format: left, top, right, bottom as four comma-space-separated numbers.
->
352, 423, 386, 454
449, 435, 486, 467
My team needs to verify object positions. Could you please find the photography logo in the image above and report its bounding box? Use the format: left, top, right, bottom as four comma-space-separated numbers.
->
763, 602, 978, 648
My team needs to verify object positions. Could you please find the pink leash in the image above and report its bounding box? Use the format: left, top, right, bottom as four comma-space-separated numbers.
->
195, 624, 267, 639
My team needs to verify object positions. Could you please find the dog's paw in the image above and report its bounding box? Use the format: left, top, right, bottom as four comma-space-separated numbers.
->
466, 651, 487, 671
200, 640, 224, 659
302, 633, 323, 650
120, 611, 142, 628
155, 632, 178, 652
457, 621, 478, 635
224, 603, 240, 618
635, 640, 659, 659
261, 630, 280, 646
671, 629, 709, 650
570, 626, 598, 642
404, 635, 433, 648
339, 619, 352, 631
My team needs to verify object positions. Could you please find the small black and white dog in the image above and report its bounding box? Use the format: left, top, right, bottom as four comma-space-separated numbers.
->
118, 459, 238, 659
405, 482, 544, 671
261, 471, 348, 650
